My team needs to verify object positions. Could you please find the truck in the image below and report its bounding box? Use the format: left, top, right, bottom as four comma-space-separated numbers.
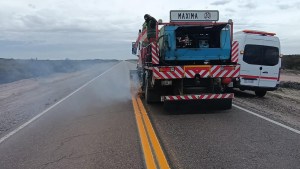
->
232, 30, 281, 97
131, 10, 240, 109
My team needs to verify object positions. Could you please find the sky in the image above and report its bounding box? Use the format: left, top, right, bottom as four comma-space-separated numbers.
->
0, 0, 299, 60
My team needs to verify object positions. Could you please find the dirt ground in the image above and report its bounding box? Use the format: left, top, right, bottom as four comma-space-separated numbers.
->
233, 70, 300, 130
280, 69, 300, 83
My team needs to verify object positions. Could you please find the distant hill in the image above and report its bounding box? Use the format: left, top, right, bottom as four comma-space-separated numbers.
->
282, 55, 300, 70
0, 59, 118, 84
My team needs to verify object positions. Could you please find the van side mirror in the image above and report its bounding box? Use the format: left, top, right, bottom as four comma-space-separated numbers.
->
132, 42, 137, 55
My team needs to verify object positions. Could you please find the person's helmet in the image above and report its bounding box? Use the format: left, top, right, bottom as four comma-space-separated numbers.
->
144, 14, 150, 20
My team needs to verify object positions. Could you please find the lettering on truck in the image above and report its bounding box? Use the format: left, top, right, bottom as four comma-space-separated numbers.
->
178, 13, 198, 20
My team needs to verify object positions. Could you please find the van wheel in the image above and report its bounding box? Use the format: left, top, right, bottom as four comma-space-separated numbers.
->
255, 90, 267, 97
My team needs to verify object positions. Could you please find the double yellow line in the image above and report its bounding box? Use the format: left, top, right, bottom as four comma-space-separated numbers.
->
132, 96, 170, 169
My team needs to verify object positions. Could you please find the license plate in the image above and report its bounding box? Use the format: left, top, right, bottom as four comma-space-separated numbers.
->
244, 79, 254, 83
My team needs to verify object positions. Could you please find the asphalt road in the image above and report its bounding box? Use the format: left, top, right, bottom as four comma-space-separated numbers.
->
0, 61, 300, 169
145, 102, 300, 169
0, 61, 144, 169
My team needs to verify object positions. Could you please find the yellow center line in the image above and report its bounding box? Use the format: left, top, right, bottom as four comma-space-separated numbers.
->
136, 98, 170, 169
132, 96, 157, 169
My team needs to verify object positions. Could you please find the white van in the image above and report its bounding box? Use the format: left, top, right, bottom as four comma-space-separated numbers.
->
233, 30, 281, 97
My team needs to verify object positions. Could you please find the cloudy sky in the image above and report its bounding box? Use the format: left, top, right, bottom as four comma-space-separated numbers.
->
0, 0, 299, 60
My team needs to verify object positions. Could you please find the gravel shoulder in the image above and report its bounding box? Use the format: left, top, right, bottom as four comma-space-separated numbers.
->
0, 61, 118, 138
234, 70, 300, 131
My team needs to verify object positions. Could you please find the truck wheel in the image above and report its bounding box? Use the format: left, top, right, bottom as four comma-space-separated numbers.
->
145, 78, 154, 103
255, 90, 267, 97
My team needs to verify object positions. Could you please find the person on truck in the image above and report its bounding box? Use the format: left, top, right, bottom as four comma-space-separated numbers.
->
143, 14, 157, 42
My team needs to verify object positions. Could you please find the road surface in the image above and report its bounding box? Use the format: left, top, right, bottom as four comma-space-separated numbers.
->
0, 61, 299, 169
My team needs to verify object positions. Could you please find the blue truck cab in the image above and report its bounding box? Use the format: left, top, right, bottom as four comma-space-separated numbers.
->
158, 23, 232, 64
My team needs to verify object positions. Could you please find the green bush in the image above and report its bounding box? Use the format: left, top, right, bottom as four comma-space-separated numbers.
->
282, 55, 300, 70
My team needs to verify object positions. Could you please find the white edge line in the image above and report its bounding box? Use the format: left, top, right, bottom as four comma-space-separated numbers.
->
0, 61, 122, 144
125, 61, 300, 135
233, 104, 300, 135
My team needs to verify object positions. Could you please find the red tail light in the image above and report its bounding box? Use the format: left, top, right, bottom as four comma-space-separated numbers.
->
222, 77, 232, 85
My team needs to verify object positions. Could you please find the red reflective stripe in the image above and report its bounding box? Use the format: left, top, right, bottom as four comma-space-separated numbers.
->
230, 69, 239, 77
214, 94, 219, 99
240, 75, 278, 80
211, 66, 220, 76
243, 30, 276, 36
222, 70, 232, 77
185, 70, 194, 78
215, 69, 225, 77
231, 41, 239, 63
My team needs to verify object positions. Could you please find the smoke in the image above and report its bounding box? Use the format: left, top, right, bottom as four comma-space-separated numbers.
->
56, 61, 136, 117
0, 59, 117, 84
0, 60, 122, 137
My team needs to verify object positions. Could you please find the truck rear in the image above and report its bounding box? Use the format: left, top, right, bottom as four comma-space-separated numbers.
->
132, 10, 240, 109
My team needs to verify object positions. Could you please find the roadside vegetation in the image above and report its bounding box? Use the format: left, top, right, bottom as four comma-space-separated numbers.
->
282, 55, 300, 70
0, 58, 117, 84
280, 55, 300, 90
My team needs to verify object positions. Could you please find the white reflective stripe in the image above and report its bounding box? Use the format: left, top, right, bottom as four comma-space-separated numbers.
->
153, 72, 159, 78
202, 95, 208, 99
159, 72, 168, 79
152, 58, 159, 64
180, 96, 185, 100
210, 66, 218, 72
219, 70, 228, 77
185, 73, 191, 78
173, 96, 178, 100
188, 95, 193, 99
199, 70, 205, 75
232, 69, 239, 77
203, 71, 210, 77
217, 94, 222, 99
174, 71, 182, 78
213, 68, 221, 77
225, 94, 230, 98
188, 70, 196, 76
226, 70, 235, 77
210, 94, 215, 99
165, 96, 170, 100
177, 66, 184, 74
167, 72, 176, 79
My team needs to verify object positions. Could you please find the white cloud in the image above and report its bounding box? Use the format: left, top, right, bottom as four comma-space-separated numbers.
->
0, 0, 299, 60
211, 0, 231, 6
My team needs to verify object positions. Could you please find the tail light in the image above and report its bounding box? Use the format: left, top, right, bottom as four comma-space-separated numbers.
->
222, 77, 232, 85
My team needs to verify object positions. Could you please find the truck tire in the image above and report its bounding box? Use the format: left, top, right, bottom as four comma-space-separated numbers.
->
145, 77, 155, 103
255, 90, 267, 97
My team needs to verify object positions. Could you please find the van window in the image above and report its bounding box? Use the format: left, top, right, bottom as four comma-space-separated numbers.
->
243, 45, 279, 66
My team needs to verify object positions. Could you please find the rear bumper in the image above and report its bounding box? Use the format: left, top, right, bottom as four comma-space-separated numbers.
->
239, 85, 278, 91
161, 93, 234, 102
152, 65, 240, 80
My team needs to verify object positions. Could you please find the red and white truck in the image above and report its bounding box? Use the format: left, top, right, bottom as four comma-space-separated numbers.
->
132, 10, 240, 109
